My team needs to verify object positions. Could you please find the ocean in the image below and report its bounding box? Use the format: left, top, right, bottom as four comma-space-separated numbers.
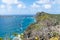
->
0, 15, 35, 37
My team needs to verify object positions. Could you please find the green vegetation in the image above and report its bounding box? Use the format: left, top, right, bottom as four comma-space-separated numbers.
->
0, 37, 3, 40
23, 12, 60, 40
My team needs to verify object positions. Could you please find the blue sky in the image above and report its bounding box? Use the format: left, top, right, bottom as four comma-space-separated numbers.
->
0, 0, 60, 15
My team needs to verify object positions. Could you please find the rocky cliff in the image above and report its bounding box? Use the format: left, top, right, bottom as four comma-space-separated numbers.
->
23, 12, 60, 40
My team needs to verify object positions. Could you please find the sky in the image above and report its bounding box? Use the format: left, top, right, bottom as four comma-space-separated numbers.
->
0, 0, 60, 15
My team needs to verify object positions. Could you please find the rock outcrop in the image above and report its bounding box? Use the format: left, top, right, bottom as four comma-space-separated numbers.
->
23, 12, 60, 40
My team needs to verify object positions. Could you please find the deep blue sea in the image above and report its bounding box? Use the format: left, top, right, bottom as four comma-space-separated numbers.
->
0, 15, 35, 37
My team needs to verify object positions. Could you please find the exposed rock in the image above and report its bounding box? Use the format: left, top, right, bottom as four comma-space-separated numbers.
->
23, 12, 60, 40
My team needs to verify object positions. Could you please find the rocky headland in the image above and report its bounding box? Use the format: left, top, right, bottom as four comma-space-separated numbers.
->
23, 12, 60, 40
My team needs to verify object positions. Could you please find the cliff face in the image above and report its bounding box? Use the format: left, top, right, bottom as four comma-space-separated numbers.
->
23, 12, 60, 40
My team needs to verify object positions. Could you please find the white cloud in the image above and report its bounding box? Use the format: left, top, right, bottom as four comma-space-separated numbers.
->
36, 0, 60, 4
43, 4, 52, 9
36, 0, 50, 4
0, 4, 6, 9
54, 0, 60, 4
31, 3, 40, 8
14, 0, 19, 4
2, 0, 26, 8
2, 0, 18, 4
30, 0, 53, 9
2, 0, 26, 12
17, 4, 26, 8
35, 0, 59, 5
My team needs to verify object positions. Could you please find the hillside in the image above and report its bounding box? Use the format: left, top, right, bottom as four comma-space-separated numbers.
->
23, 12, 60, 40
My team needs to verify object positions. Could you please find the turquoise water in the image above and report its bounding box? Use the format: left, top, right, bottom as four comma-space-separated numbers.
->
0, 15, 35, 37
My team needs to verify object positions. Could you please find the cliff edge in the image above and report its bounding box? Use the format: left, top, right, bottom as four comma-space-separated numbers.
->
23, 12, 60, 40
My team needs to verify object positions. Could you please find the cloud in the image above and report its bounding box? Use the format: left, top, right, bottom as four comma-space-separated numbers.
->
43, 4, 52, 9
2, 0, 18, 4
31, 3, 40, 8
54, 0, 60, 4
17, 2, 26, 8
2, 0, 26, 8
36, 0, 50, 4
0, 4, 6, 9
2, 0, 26, 12
17, 4, 26, 8
30, 0, 53, 9
35, 0, 60, 5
